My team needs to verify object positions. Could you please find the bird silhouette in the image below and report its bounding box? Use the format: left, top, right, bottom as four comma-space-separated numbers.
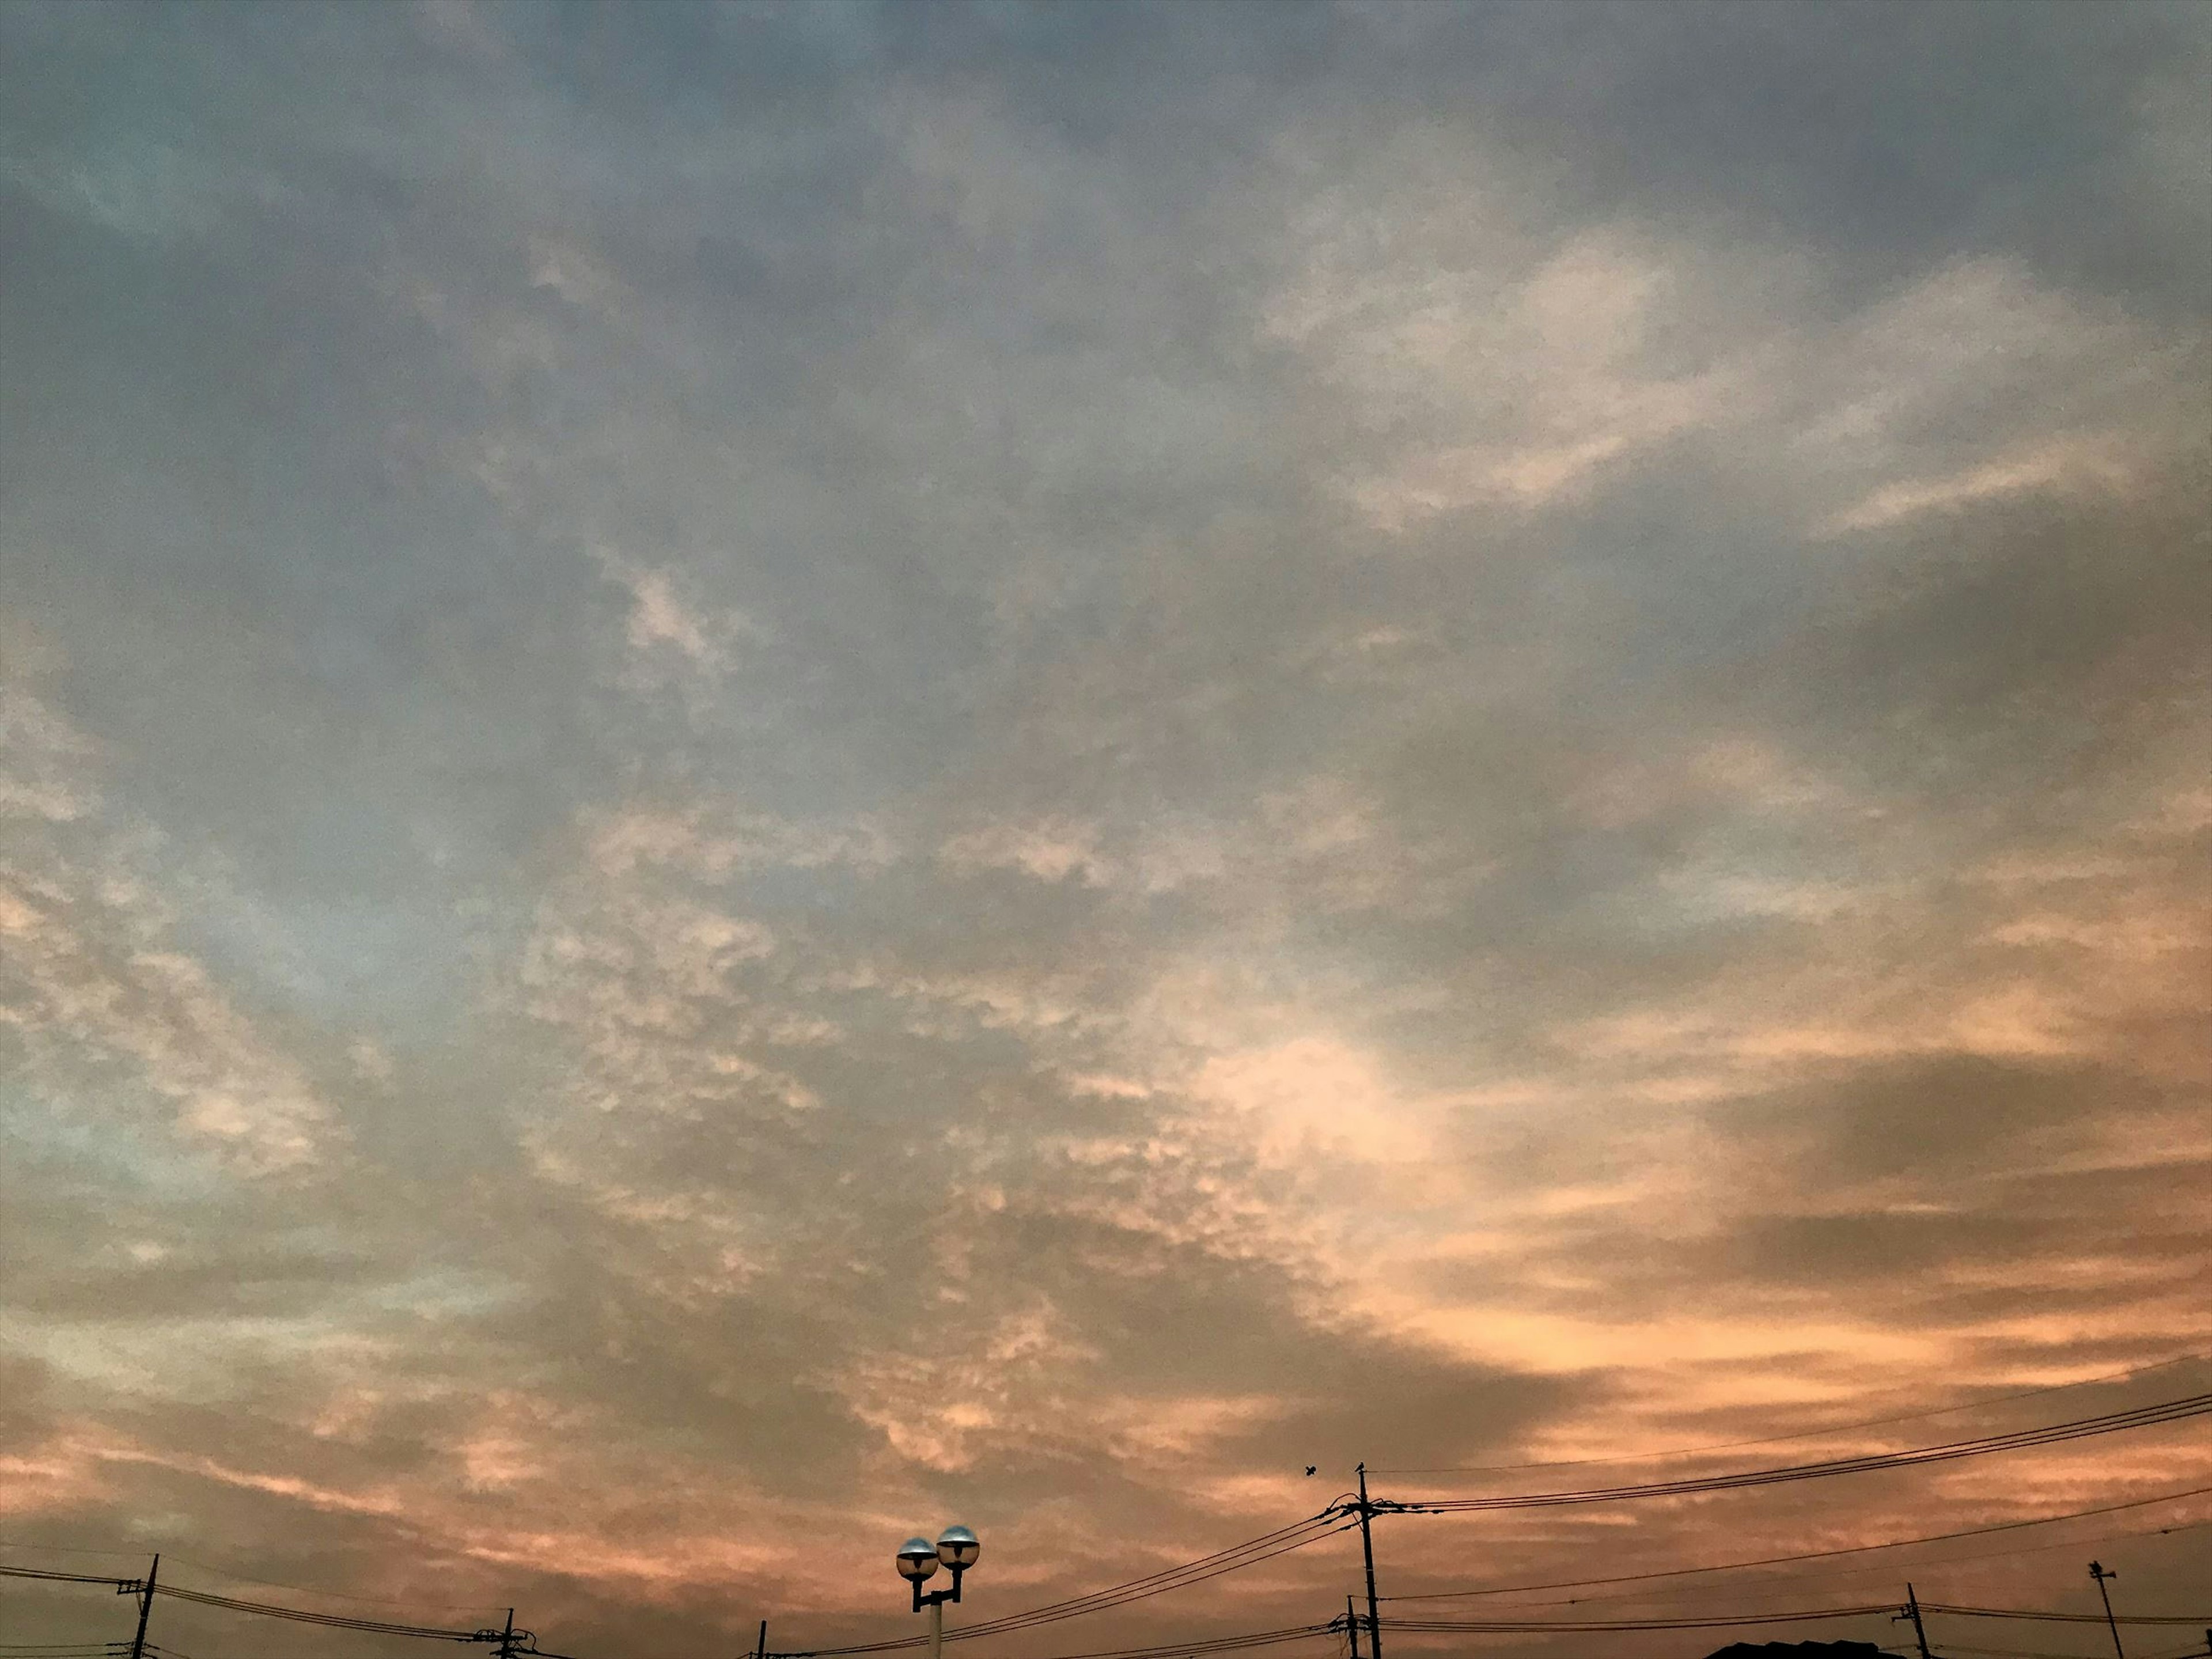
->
1304, 1464, 1317, 1476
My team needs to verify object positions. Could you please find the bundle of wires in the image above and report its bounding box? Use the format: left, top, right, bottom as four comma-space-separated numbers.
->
1391, 1395, 2212, 1513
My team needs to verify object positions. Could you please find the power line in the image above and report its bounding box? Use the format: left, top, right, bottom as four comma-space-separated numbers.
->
1445, 1515, 2212, 1612
145, 1555, 509, 1616
0, 1557, 499, 1644
1378, 1603, 2211, 1637
1384, 1482, 2212, 1599
0, 1565, 139, 1588
1380, 1602, 1904, 1633
1372, 1351, 2209, 1476
1388, 1393, 2212, 1512
950, 1517, 1353, 1639
1926, 1607, 2212, 1628
977, 1623, 1339, 1659
0, 1541, 498, 1616
151, 1581, 490, 1641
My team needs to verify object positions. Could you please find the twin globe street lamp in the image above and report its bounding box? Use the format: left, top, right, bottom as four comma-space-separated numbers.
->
895, 1527, 981, 1659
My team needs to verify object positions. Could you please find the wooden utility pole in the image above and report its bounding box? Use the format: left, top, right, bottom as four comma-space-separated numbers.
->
1903, 1583, 1933, 1659
2089, 1562, 2125, 1659
126, 1556, 159, 1659
1354, 1464, 1382, 1659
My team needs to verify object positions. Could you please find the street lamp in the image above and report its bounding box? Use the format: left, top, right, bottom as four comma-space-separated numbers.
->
895, 1527, 982, 1659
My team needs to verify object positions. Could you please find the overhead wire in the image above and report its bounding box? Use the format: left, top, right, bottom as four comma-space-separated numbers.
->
1372, 1350, 2209, 1475
0, 1565, 138, 1588
1379, 1596, 2212, 1637
1443, 1514, 2212, 1612
0, 1559, 498, 1644
1924, 1605, 2212, 1627
1384, 1480, 2212, 1599
150, 1582, 490, 1641
1380, 1601, 1906, 1633
979, 1624, 1339, 1659
944, 1514, 1354, 1641
144, 1554, 509, 1615
1392, 1393, 2212, 1512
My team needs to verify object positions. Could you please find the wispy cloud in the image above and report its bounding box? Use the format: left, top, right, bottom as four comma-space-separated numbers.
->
1, 2, 2207, 1651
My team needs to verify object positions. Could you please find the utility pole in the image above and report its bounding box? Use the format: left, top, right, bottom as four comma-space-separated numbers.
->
1346, 1594, 1361, 1659
755, 1620, 768, 1659
2089, 1562, 2124, 1659
1901, 1583, 1932, 1659
1354, 1463, 1382, 1659
494, 1609, 519, 1659
125, 1556, 159, 1659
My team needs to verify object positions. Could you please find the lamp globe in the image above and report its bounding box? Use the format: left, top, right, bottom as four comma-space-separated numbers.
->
936, 1527, 980, 1570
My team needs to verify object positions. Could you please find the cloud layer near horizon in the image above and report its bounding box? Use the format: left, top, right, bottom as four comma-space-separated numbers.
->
2, 5, 2207, 1658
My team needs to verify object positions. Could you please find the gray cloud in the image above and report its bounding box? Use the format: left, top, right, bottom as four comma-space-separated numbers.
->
3, 4, 2208, 1657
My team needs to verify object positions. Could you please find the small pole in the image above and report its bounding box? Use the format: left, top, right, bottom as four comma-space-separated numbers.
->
1347, 1594, 1362, 1659
2089, 1562, 2124, 1659
756, 1620, 768, 1659
127, 1556, 160, 1659
1356, 1463, 1383, 1659
927, 1597, 943, 1659
1905, 1583, 1932, 1659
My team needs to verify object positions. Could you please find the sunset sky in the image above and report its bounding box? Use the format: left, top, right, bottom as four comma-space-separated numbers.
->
2, 5, 2207, 1659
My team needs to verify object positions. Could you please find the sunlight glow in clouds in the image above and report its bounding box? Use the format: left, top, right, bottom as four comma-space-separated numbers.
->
2, 5, 2208, 1659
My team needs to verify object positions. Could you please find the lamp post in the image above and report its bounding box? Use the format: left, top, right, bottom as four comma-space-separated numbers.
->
895, 1527, 982, 1659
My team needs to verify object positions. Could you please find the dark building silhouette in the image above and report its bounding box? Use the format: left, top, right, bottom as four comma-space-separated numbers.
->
1704, 1643, 1891, 1659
